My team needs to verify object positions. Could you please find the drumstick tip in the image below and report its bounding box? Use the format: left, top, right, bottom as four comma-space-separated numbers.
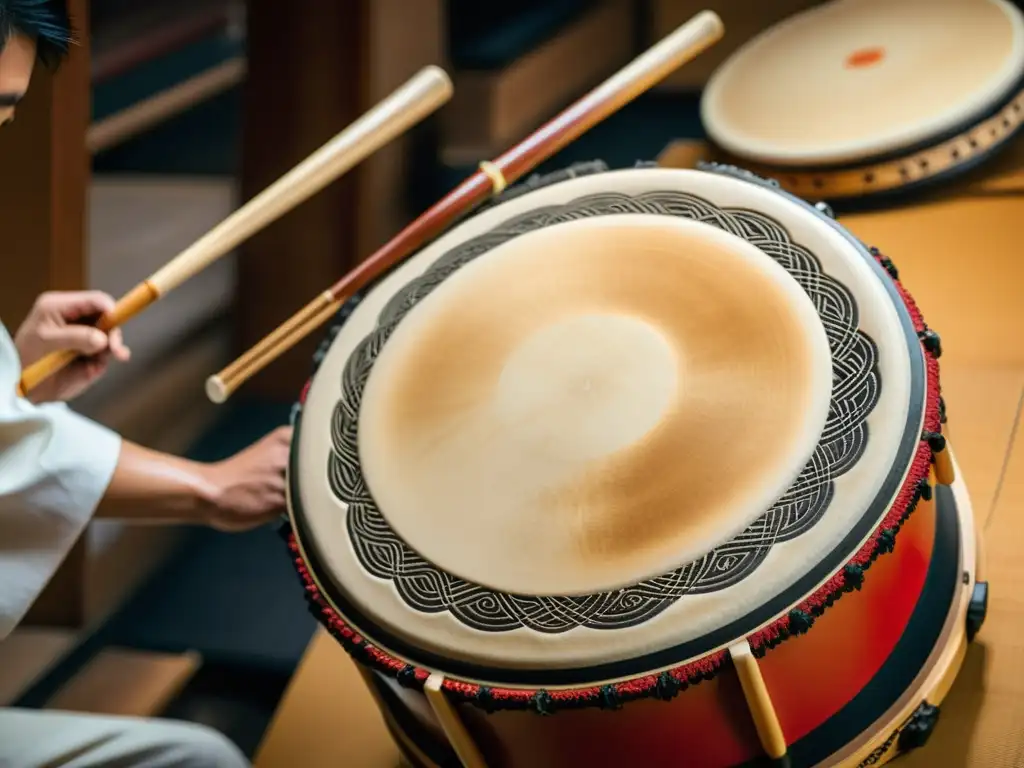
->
697, 9, 725, 37
411, 64, 454, 103
206, 374, 229, 404
422, 64, 453, 88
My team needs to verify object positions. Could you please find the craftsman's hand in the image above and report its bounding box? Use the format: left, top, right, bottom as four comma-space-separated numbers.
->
14, 291, 131, 403
200, 426, 292, 532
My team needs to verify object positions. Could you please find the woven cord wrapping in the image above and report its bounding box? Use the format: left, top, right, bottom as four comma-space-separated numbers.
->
283, 163, 945, 714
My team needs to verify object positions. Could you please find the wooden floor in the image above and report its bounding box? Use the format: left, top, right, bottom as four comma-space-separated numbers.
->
253, 151, 1024, 767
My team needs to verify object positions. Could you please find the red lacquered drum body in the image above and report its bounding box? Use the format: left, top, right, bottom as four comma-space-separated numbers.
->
285, 163, 986, 768
295, 475, 973, 768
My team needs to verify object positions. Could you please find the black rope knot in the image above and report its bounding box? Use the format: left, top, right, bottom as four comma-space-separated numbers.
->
876, 528, 898, 554
788, 609, 814, 635
918, 329, 942, 358
843, 563, 865, 591
531, 691, 555, 716
918, 478, 933, 502
869, 246, 900, 279
476, 686, 497, 713
923, 431, 946, 453
397, 665, 418, 688
599, 685, 623, 710
654, 672, 682, 701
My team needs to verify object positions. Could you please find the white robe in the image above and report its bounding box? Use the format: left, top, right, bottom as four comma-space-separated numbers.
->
0, 326, 249, 766
0, 322, 121, 641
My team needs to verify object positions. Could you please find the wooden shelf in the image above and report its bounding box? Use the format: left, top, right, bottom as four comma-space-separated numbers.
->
0, 629, 78, 707
46, 647, 202, 717
441, 0, 635, 165
90, 0, 245, 154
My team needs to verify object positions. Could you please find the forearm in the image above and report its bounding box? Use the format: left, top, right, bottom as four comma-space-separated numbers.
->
94, 440, 219, 525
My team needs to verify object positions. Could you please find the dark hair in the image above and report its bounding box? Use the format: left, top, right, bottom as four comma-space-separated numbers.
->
0, 0, 74, 70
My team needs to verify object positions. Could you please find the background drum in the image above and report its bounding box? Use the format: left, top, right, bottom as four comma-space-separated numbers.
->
283, 162, 987, 767
700, 0, 1024, 207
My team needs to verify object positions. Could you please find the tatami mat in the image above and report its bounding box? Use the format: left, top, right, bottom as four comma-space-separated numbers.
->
842, 199, 1024, 368
940, 367, 1024, 527
901, 384, 1024, 768
254, 633, 403, 768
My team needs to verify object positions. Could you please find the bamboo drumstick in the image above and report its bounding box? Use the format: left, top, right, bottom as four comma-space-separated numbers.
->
206, 10, 725, 404
17, 65, 454, 397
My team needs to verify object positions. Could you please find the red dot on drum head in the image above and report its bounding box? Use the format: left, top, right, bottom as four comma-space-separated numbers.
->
845, 47, 885, 69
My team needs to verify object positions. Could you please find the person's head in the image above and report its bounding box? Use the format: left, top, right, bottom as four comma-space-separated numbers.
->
0, 0, 72, 125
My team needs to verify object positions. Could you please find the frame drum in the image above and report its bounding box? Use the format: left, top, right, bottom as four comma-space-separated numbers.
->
284, 162, 988, 767
700, 0, 1024, 206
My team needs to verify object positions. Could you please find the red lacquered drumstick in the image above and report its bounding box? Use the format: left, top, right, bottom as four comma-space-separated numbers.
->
206, 10, 725, 404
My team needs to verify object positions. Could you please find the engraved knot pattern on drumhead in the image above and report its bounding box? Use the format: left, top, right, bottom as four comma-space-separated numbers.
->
326, 191, 881, 634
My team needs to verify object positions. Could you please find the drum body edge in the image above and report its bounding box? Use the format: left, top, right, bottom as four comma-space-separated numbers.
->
282, 466, 976, 768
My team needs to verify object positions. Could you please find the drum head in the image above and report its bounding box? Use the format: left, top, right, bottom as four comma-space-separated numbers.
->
291, 168, 925, 682
701, 0, 1024, 166
359, 216, 833, 597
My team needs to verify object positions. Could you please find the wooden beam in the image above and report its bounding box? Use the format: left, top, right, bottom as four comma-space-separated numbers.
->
357, 0, 446, 256
4, 0, 92, 629
235, 0, 369, 399
236, 0, 446, 400
0, 0, 90, 320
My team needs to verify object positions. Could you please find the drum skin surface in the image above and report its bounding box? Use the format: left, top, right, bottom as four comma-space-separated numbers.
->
283, 163, 971, 767
356, 216, 833, 597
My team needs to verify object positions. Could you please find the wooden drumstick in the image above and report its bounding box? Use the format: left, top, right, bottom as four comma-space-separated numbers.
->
206, 10, 725, 403
16, 65, 454, 397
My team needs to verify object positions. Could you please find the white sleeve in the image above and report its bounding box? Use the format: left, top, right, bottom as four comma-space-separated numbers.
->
0, 325, 122, 641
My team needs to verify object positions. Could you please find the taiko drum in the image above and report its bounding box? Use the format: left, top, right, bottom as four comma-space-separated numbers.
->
284, 163, 988, 767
